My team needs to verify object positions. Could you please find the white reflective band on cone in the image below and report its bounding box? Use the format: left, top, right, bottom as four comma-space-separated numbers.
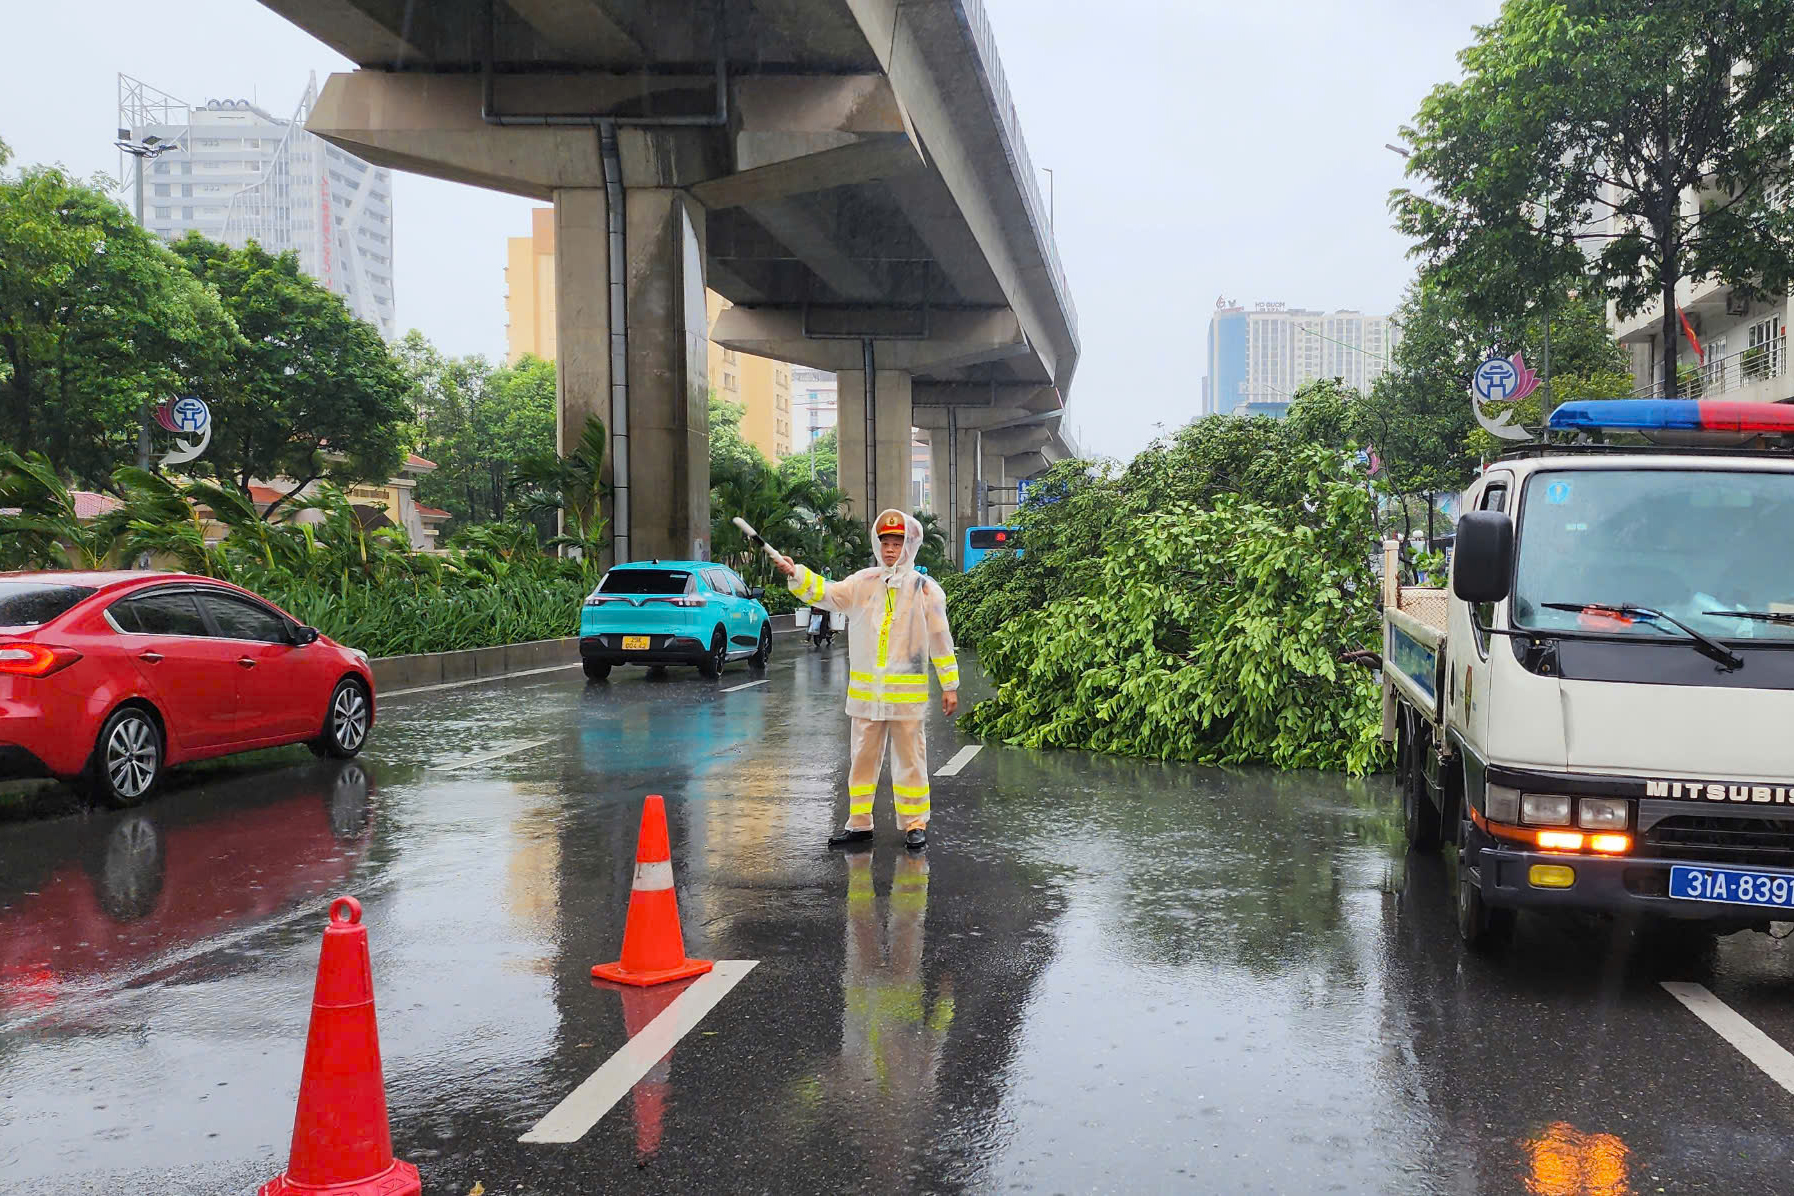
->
633, 860, 675, 891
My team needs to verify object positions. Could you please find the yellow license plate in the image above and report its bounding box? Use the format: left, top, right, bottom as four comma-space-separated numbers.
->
622, 635, 652, 650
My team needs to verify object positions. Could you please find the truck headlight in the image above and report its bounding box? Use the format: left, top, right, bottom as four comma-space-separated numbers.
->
1521, 794, 1573, 826
1486, 784, 1521, 824
1578, 798, 1629, 830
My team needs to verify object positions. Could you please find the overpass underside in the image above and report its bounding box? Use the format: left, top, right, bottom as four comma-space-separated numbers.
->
261, 0, 1078, 561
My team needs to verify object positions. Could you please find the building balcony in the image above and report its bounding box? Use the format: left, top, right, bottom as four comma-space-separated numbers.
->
1629, 332, 1790, 403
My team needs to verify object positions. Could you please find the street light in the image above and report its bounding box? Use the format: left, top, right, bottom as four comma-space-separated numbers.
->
114, 130, 183, 472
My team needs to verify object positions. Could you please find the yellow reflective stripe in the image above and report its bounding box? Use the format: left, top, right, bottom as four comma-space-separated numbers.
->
850, 671, 876, 683
848, 784, 877, 797
931, 656, 957, 669
893, 783, 930, 798
848, 802, 874, 817
847, 687, 876, 701
935, 670, 959, 685
806, 574, 827, 604
880, 692, 928, 703
846, 688, 928, 703
794, 568, 825, 604
894, 801, 931, 816
877, 588, 894, 666
884, 672, 927, 684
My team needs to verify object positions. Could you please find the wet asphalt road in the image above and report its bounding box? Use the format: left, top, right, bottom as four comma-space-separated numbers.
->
7, 645, 1794, 1193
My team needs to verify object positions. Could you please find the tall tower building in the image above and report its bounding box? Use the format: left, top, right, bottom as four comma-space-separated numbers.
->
119, 74, 397, 339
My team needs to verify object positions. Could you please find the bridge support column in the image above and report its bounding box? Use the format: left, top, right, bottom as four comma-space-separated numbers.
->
956, 423, 982, 552
551, 186, 710, 564
837, 364, 912, 523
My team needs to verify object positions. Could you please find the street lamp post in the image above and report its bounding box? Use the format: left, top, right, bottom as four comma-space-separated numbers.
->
113, 130, 182, 472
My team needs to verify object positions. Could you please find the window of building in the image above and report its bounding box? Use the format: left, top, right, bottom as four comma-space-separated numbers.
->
154, 207, 171, 220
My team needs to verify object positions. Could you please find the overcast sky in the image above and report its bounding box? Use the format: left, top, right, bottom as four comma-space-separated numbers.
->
3, 0, 1497, 462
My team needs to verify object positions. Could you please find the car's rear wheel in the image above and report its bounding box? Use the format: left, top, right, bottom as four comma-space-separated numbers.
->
698, 627, 728, 678
83, 705, 163, 809
751, 623, 773, 669
311, 678, 370, 759
584, 659, 612, 682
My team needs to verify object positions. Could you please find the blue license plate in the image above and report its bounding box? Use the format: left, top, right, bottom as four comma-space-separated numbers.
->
1669, 865, 1794, 909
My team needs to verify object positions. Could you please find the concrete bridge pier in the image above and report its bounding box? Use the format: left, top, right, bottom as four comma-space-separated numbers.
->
836, 366, 913, 525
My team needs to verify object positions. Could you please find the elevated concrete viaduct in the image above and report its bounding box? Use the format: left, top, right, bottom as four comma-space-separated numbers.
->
256, 0, 1079, 561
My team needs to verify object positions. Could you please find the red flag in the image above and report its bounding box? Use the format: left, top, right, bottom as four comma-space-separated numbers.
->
1677, 306, 1705, 363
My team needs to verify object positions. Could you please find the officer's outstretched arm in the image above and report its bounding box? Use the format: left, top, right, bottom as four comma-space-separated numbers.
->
788, 563, 867, 612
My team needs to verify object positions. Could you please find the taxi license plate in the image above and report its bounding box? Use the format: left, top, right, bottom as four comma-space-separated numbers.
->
621, 635, 652, 651
1669, 865, 1794, 909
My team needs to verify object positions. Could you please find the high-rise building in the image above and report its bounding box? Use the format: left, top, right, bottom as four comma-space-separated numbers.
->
791, 368, 839, 456
118, 74, 397, 339
503, 207, 798, 462
1202, 299, 1398, 418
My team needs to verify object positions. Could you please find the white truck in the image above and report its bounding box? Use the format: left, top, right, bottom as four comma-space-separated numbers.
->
1383, 398, 1794, 950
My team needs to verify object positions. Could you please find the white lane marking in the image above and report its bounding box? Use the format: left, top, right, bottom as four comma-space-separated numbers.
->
721, 679, 770, 693
1662, 981, 1794, 1095
520, 959, 759, 1144
431, 738, 554, 772
382, 662, 581, 699
936, 744, 983, 777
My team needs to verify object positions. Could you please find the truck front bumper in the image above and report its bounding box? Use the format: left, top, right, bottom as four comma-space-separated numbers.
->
1473, 836, 1794, 927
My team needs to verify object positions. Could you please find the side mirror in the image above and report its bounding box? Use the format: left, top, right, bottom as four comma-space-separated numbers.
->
748, 586, 765, 600
292, 624, 321, 646
1451, 510, 1514, 604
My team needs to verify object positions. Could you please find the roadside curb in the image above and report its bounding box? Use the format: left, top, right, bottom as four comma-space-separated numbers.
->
369, 615, 806, 692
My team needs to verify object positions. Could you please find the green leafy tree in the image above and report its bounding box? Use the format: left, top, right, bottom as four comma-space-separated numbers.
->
400, 332, 556, 528
779, 427, 838, 489
963, 444, 1385, 775
0, 162, 237, 487
171, 237, 413, 515
1394, 0, 1794, 397
0, 447, 117, 568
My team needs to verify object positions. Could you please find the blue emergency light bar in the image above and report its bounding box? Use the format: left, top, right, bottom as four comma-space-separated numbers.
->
1547, 398, 1794, 434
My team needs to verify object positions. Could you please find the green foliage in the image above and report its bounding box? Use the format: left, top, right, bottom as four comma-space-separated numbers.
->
170, 237, 413, 507
779, 427, 837, 489
513, 414, 609, 584
401, 333, 556, 530
1394, 0, 1794, 395
962, 444, 1385, 775
0, 161, 239, 487
951, 391, 1392, 775
709, 400, 869, 593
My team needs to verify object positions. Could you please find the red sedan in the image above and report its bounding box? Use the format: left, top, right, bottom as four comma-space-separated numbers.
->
0, 572, 375, 806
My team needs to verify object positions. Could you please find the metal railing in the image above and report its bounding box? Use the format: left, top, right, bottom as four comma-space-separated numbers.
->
1630, 333, 1788, 399
954, 0, 1080, 340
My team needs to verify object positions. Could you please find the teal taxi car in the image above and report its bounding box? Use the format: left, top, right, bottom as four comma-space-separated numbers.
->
578, 560, 773, 681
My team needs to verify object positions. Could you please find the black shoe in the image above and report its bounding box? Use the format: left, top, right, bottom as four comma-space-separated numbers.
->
829, 827, 875, 848
904, 828, 927, 850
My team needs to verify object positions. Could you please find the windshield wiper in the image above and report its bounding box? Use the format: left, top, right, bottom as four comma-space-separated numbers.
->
1541, 602, 1744, 670
1702, 609, 1794, 627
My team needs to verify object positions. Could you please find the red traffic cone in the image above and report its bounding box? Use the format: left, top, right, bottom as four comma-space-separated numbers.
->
260, 897, 420, 1196
592, 796, 714, 987
609, 978, 697, 1160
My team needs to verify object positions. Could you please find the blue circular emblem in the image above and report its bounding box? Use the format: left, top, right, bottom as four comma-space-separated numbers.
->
170, 395, 210, 435
1472, 357, 1520, 402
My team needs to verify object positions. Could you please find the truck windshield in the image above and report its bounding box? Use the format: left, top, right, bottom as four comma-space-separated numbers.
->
1513, 468, 1794, 643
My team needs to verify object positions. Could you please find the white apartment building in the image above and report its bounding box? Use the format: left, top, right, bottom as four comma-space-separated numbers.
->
1211, 302, 1398, 417
120, 74, 397, 339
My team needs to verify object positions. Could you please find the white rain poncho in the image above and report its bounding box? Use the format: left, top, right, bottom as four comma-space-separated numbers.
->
787, 510, 959, 721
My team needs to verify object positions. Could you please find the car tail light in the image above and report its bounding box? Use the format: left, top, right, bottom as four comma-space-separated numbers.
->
0, 642, 82, 678
671, 595, 708, 607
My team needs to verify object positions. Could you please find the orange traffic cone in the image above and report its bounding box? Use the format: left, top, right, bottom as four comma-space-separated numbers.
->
605, 977, 698, 1160
260, 897, 420, 1196
592, 795, 714, 987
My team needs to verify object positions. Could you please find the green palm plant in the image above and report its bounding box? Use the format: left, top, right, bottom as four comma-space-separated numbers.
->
0, 447, 116, 569
513, 415, 610, 582
102, 466, 226, 577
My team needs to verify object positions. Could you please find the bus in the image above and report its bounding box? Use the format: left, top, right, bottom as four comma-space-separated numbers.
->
962, 526, 1021, 571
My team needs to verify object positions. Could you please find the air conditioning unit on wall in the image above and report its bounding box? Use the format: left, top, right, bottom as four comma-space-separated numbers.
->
1727, 291, 1752, 317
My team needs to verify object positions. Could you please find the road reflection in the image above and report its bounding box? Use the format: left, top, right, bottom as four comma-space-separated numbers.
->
1523, 1121, 1632, 1196
0, 760, 375, 1016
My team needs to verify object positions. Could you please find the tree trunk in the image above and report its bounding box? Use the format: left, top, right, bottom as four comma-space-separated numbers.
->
1656, 104, 1680, 398
1659, 266, 1681, 398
